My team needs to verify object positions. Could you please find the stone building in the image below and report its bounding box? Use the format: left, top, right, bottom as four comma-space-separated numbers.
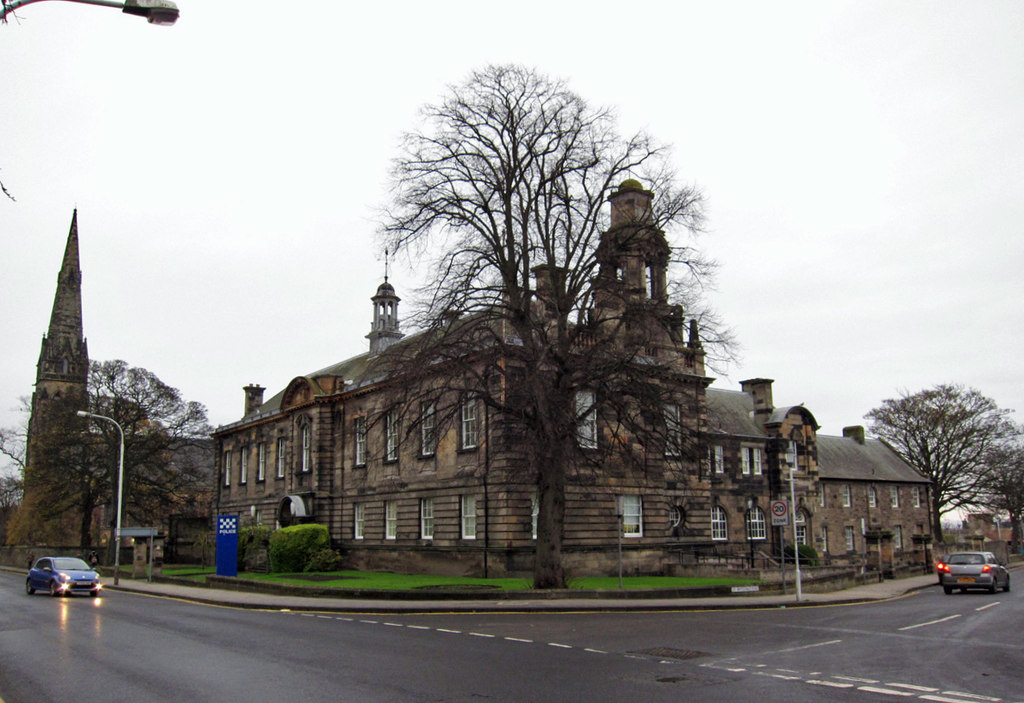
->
214, 181, 932, 577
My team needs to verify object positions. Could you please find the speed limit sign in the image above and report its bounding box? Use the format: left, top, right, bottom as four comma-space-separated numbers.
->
770, 500, 789, 526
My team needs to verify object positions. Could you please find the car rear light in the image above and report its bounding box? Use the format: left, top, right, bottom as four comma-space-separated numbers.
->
982, 565, 992, 573
936, 562, 950, 572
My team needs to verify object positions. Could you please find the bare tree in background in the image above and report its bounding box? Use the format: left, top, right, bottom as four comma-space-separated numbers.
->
7, 360, 212, 549
978, 436, 1024, 551
866, 384, 1017, 541
379, 65, 726, 588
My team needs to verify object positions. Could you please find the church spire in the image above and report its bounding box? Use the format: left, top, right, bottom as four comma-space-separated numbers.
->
35, 210, 89, 393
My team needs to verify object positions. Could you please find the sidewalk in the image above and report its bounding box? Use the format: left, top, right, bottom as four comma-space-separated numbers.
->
96, 572, 941, 613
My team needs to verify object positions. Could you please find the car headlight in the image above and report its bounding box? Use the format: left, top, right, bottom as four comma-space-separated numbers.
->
58, 572, 71, 582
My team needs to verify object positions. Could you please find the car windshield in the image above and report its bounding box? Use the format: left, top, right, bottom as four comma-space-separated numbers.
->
947, 554, 983, 565
51, 557, 92, 571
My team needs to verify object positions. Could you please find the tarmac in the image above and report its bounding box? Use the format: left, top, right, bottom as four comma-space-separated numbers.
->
88, 571, 945, 613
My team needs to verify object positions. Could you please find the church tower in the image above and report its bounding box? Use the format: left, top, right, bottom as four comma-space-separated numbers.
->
28, 211, 89, 463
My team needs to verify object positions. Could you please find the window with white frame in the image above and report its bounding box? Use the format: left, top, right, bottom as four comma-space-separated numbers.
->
354, 503, 365, 540
576, 390, 597, 449
354, 417, 367, 466
893, 525, 903, 550
745, 507, 767, 540
276, 437, 286, 478
890, 485, 900, 508
620, 495, 643, 537
257, 442, 266, 481
711, 506, 728, 541
795, 510, 807, 545
664, 404, 682, 457
844, 525, 856, 551
223, 452, 232, 486
711, 445, 724, 474
301, 424, 311, 473
842, 484, 852, 507
419, 498, 434, 539
752, 447, 763, 475
820, 488, 826, 507
240, 448, 248, 484
421, 402, 437, 456
385, 410, 398, 462
385, 500, 397, 540
821, 525, 829, 552
461, 495, 477, 539
460, 399, 478, 450
531, 492, 539, 540
741, 447, 751, 475
912, 486, 921, 508
868, 485, 877, 508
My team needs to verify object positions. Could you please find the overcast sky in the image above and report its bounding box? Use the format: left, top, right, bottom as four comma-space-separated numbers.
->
2, 1, 1022, 469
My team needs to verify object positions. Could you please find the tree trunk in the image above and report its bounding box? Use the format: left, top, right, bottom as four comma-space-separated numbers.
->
533, 429, 570, 589
931, 494, 945, 542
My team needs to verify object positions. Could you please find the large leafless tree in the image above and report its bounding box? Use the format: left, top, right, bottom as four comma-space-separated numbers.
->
379, 65, 722, 588
865, 384, 1017, 541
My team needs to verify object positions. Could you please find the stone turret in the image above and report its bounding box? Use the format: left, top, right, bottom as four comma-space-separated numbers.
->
367, 277, 403, 355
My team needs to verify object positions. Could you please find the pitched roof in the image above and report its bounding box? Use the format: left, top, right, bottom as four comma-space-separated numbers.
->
706, 388, 766, 438
817, 434, 928, 484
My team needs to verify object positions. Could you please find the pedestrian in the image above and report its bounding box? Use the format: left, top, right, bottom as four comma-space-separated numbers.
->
27, 552, 35, 570
89, 550, 99, 568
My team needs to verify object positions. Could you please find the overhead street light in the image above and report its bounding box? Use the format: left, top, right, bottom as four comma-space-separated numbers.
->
2, 0, 180, 25
77, 410, 126, 585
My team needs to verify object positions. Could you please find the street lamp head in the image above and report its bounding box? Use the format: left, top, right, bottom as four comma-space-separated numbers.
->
76, 410, 89, 418
122, 0, 178, 24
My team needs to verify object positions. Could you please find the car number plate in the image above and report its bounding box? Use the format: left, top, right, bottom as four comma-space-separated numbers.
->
957, 577, 975, 583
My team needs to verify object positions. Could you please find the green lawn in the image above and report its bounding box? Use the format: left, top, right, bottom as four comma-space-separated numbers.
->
160, 566, 755, 591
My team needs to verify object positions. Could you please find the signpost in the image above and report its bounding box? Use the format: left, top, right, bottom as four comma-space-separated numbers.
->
771, 500, 789, 594
216, 515, 239, 577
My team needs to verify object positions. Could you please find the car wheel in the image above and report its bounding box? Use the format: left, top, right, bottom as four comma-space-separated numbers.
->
49, 581, 60, 597
25, 579, 35, 595
989, 582, 998, 594
1003, 577, 1011, 593
943, 585, 953, 594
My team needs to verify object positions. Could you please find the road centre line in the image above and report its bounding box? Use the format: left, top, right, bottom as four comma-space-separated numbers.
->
834, 675, 880, 684
806, 680, 854, 688
857, 685, 916, 697
885, 683, 940, 693
436, 628, 461, 634
504, 636, 532, 643
922, 696, 1003, 703
548, 642, 573, 649
898, 615, 962, 631
939, 692, 1000, 702
975, 602, 1000, 612
469, 632, 495, 638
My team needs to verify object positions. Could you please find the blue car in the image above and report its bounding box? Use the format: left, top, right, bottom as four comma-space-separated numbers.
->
26, 557, 102, 597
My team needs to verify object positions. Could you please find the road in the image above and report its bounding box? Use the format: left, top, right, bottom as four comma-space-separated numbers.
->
0, 571, 1020, 703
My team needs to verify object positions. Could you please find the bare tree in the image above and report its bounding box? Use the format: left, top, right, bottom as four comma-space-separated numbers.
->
865, 384, 1017, 540
9, 359, 213, 548
379, 65, 721, 588
978, 436, 1024, 551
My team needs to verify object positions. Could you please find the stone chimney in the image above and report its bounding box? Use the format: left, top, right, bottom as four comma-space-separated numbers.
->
243, 384, 265, 416
843, 425, 866, 445
740, 378, 774, 424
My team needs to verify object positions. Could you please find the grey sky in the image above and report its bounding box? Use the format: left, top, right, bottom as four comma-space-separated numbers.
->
2, 1, 1022, 465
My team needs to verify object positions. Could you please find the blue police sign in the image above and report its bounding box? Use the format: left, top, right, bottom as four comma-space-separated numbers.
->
216, 514, 239, 577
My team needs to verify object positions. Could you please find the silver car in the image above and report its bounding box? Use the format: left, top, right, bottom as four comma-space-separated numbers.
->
936, 551, 1010, 594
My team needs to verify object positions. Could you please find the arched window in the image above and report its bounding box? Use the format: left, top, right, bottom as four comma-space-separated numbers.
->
745, 507, 767, 541
711, 506, 728, 541
795, 510, 808, 545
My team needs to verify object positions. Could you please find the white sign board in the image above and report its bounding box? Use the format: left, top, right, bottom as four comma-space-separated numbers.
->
770, 499, 789, 526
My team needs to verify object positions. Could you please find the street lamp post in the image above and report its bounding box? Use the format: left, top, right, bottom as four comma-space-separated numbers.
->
77, 410, 125, 585
2, 0, 179, 25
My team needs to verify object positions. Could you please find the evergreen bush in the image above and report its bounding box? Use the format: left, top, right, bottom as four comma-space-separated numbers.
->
268, 524, 330, 573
